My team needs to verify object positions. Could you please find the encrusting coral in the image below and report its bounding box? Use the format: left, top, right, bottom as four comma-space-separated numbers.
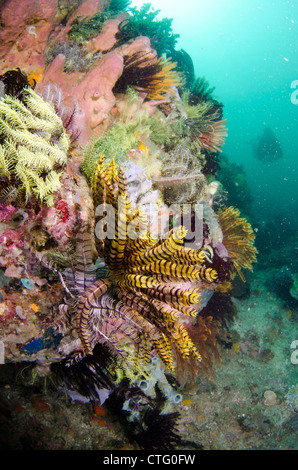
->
0, 87, 69, 206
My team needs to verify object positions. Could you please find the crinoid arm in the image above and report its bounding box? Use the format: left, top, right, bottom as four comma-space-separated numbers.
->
0, 88, 69, 206
75, 278, 112, 355
218, 206, 258, 281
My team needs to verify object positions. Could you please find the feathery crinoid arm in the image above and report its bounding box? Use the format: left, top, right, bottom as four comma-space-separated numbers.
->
132, 259, 217, 282
218, 206, 258, 281
73, 223, 98, 294
0, 89, 69, 206
0, 96, 27, 130
22, 87, 63, 126
0, 145, 12, 177
124, 226, 186, 268
92, 155, 133, 275
75, 279, 112, 356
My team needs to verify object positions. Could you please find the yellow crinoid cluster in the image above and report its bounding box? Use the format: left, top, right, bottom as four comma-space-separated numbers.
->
88, 154, 218, 371
145, 56, 182, 100
0, 87, 69, 206
113, 51, 182, 102
218, 206, 258, 282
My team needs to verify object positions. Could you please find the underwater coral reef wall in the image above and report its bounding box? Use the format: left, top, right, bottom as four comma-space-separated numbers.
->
0, 0, 258, 449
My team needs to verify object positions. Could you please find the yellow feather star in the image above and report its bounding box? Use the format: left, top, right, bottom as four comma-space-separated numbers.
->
218, 206, 258, 281
0, 87, 69, 206
61, 156, 219, 372
146, 56, 182, 100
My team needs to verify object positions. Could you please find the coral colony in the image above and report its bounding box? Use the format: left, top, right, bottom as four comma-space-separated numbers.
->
0, 0, 257, 449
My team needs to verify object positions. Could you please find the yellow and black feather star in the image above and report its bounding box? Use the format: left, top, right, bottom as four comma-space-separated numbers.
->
52, 156, 219, 372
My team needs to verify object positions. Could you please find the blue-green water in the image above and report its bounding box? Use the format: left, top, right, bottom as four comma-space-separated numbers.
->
131, 0, 298, 226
